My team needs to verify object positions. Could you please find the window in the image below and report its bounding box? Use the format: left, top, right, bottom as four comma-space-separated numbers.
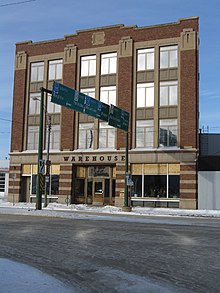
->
46, 124, 60, 150
47, 94, 61, 113
48, 59, 63, 80
101, 52, 117, 75
100, 86, 116, 106
29, 93, 40, 115
30, 62, 44, 82
31, 174, 59, 195
137, 83, 154, 108
132, 174, 180, 198
0, 173, 6, 192
160, 81, 178, 106
99, 122, 115, 148
136, 120, 154, 148
27, 126, 39, 150
80, 88, 96, 99
160, 45, 178, 69
159, 119, 177, 147
137, 48, 154, 71
78, 123, 94, 149
81, 55, 96, 77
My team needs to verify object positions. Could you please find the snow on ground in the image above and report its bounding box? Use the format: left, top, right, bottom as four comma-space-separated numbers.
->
0, 258, 75, 293
0, 196, 220, 219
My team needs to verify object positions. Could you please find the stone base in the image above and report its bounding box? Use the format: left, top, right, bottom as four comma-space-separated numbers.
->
179, 199, 197, 209
114, 196, 124, 207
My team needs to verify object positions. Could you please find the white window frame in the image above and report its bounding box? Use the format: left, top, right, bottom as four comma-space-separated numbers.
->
30, 62, 44, 82
159, 119, 178, 147
160, 45, 178, 69
80, 55, 96, 77
137, 48, 154, 71
136, 120, 154, 148
46, 124, 60, 150
29, 93, 40, 115
78, 123, 94, 149
160, 81, 178, 106
27, 126, 39, 150
99, 122, 115, 149
80, 88, 96, 99
101, 52, 117, 75
47, 94, 61, 113
100, 86, 116, 106
137, 83, 154, 108
48, 59, 63, 80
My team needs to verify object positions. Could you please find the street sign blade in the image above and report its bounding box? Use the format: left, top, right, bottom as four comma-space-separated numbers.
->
108, 104, 129, 132
51, 81, 85, 113
84, 95, 110, 122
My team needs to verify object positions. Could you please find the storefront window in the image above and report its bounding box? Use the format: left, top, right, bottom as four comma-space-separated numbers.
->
31, 174, 59, 195
132, 175, 142, 197
169, 175, 180, 198
144, 175, 166, 197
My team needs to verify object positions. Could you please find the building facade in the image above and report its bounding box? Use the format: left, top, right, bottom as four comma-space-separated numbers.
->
9, 17, 199, 208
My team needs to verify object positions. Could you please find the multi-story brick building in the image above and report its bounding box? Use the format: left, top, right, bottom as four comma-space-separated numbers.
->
9, 17, 199, 209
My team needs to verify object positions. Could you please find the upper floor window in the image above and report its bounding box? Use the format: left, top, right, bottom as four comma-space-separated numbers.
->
48, 60, 63, 80
27, 126, 39, 150
160, 46, 178, 69
100, 86, 116, 106
101, 52, 117, 75
160, 81, 178, 106
78, 123, 94, 149
29, 93, 40, 115
30, 62, 44, 82
46, 124, 60, 150
136, 120, 154, 148
80, 88, 96, 99
99, 122, 115, 149
81, 55, 96, 77
47, 94, 61, 113
137, 48, 154, 71
137, 83, 154, 108
159, 119, 177, 147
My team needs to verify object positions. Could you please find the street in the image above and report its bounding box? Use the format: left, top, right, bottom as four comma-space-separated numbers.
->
0, 213, 219, 292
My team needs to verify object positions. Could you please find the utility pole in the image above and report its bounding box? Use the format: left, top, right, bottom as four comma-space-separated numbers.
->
44, 115, 51, 208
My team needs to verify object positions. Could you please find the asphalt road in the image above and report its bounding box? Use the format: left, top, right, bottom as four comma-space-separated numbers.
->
0, 213, 219, 293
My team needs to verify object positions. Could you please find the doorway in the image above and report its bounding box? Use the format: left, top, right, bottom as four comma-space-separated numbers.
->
93, 179, 105, 205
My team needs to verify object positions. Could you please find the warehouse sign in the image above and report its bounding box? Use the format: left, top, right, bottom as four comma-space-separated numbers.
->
52, 81, 129, 131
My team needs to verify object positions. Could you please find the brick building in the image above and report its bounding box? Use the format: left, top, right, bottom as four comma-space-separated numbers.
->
9, 17, 199, 208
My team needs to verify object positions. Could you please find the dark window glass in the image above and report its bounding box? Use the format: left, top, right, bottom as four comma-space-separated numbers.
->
31, 175, 37, 194
51, 175, 59, 195
169, 175, 180, 198
75, 178, 85, 197
132, 175, 142, 197
144, 175, 166, 197
112, 179, 116, 197
105, 179, 110, 197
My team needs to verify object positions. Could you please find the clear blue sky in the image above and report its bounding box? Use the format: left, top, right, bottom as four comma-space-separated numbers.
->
0, 0, 220, 160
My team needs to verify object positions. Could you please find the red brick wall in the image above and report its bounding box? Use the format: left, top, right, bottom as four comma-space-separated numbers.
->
180, 49, 199, 148
11, 69, 27, 152
61, 63, 77, 150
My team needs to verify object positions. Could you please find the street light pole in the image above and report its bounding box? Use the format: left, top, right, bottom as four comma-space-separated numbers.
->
36, 87, 44, 210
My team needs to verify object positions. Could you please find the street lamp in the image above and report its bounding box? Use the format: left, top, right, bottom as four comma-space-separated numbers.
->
35, 87, 52, 210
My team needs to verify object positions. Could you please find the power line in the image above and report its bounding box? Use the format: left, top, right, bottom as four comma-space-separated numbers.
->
0, 0, 36, 8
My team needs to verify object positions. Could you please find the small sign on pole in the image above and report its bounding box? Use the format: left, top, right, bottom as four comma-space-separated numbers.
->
39, 159, 45, 174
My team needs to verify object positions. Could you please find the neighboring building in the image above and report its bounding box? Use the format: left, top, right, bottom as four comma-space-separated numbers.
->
0, 159, 9, 198
198, 133, 220, 210
9, 17, 199, 209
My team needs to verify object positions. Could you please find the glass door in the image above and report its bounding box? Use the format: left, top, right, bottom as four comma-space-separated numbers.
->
93, 179, 105, 205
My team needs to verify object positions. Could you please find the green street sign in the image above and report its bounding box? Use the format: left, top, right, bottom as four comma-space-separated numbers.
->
84, 95, 110, 122
52, 82, 85, 113
108, 104, 129, 132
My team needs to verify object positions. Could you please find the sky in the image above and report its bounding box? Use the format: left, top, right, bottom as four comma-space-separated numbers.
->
0, 0, 220, 160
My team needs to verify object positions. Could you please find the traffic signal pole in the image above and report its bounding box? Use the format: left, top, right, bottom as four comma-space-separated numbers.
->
122, 131, 131, 212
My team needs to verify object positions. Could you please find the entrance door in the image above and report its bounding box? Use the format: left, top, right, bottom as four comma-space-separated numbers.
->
20, 176, 31, 202
93, 179, 105, 205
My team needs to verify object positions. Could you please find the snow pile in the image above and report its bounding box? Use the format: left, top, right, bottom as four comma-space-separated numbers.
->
0, 195, 220, 218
